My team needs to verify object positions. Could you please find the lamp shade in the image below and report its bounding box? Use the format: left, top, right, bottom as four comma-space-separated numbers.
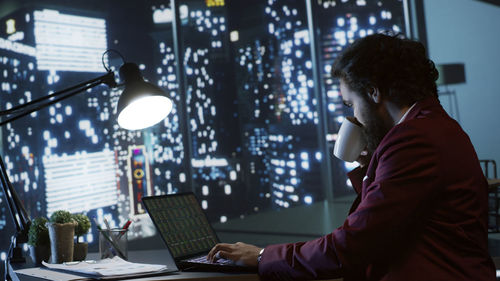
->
116, 63, 173, 130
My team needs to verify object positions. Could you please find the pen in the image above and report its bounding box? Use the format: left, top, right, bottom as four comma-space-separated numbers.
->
93, 218, 114, 258
121, 220, 132, 230
117, 220, 132, 240
103, 218, 111, 230
103, 218, 121, 246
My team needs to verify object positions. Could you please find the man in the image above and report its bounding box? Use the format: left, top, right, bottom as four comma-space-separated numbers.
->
208, 34, 495, 280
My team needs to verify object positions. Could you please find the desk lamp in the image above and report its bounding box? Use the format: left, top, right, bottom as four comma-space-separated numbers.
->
1, 50, 173, 279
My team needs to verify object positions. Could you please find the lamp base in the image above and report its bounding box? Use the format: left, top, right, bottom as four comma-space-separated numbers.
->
9, 246, 26, 263
9, 235, 26, 263
5, 238, 26, 281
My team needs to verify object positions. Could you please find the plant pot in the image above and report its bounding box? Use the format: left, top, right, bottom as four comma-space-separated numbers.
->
47, 222, 76, 263
73, 242, 88, 261
29, 244, 51, 265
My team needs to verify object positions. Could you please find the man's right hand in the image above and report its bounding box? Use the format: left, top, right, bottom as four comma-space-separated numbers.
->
207, 242, 263, 267
356, 149, 372, 168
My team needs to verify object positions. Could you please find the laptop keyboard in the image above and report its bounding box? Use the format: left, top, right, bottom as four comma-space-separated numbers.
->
189, 255, 235, 265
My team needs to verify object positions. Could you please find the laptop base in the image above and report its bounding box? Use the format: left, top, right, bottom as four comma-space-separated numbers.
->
179, 261, 258, 273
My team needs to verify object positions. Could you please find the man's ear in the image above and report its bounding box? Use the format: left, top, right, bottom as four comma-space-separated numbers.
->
367, 86, 382, 104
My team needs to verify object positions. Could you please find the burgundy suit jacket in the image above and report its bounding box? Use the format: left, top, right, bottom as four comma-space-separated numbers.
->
258, 97, 495, 280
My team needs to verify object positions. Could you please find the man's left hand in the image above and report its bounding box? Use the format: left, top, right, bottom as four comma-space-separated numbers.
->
207, 242, 263, 266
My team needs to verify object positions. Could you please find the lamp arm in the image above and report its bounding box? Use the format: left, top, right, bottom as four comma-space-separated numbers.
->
0, 138, 30, 269
0, 71, 116, 118
0, 71, 117, 274
0, 70, 116, 227
0, 156, 28, 235
1, 80, 108, 126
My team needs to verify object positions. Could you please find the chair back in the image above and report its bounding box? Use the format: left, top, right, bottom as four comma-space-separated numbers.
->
479, 159, 497, 179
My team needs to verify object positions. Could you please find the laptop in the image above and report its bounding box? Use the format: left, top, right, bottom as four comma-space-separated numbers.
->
142, 192, 257, 272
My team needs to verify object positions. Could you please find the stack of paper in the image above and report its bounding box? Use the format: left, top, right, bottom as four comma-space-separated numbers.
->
40, 256, 173, 279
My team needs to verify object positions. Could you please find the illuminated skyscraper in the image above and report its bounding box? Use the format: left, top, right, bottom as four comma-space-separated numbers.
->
231, 0, 326, 210
0, 14, 41, 232
175, 1, 247, 222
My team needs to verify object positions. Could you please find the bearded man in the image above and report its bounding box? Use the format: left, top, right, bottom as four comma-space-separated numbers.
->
208, 34, 495, 281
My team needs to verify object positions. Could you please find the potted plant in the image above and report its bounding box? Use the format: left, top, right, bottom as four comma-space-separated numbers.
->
47, 210, 76, 263
72, 213, 91, 261
28, 217, 51, 264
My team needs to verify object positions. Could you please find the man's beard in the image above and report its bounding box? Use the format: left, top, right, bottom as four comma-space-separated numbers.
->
361, 104, 391, 154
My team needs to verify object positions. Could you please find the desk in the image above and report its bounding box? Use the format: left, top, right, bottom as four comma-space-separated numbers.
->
12, 249, 347, 281
12, 249, 260, 281
14, 269, 259, 281
490, 179, 500, 189
15, 250, 499, 280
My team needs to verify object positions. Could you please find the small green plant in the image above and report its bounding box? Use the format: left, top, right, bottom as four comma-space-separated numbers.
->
49, 210, 74, 224
72, 213, 91, 242
28, 217, 49, 247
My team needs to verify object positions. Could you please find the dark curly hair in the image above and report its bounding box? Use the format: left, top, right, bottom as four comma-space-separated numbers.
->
332, 33, 439, 106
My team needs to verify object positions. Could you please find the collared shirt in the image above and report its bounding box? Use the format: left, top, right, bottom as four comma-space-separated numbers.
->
396, 102, 417, 125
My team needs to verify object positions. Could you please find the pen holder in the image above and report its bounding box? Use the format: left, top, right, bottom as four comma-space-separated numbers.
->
98, 228, 128, 260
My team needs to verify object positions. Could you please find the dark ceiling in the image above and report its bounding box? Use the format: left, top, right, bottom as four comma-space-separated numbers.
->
475, 0, 500, 7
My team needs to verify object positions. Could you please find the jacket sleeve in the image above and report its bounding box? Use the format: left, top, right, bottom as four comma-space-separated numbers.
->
258, 124, 441, 280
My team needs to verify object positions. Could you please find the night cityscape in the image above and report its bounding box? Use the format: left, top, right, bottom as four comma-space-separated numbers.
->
0, 0, 407, 265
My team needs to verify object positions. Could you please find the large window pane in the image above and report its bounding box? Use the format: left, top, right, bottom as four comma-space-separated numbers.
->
0, 0, 412, 263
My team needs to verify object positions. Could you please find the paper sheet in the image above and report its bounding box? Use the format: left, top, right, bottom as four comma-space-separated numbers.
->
15, 267, 89, 281
41, 256, 169, 277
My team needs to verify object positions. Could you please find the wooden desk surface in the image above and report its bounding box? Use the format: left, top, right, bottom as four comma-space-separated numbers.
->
12, 249, 346, 281
489, 179, 500, 188
14, 268, 259, 281
13, 249, 260, 281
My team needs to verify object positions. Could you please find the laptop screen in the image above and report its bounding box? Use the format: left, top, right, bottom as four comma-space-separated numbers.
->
142, 193, 219, 259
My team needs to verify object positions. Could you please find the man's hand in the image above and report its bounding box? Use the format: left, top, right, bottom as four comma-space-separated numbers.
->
207, 242, 263, 267
356, 149, 371, 168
